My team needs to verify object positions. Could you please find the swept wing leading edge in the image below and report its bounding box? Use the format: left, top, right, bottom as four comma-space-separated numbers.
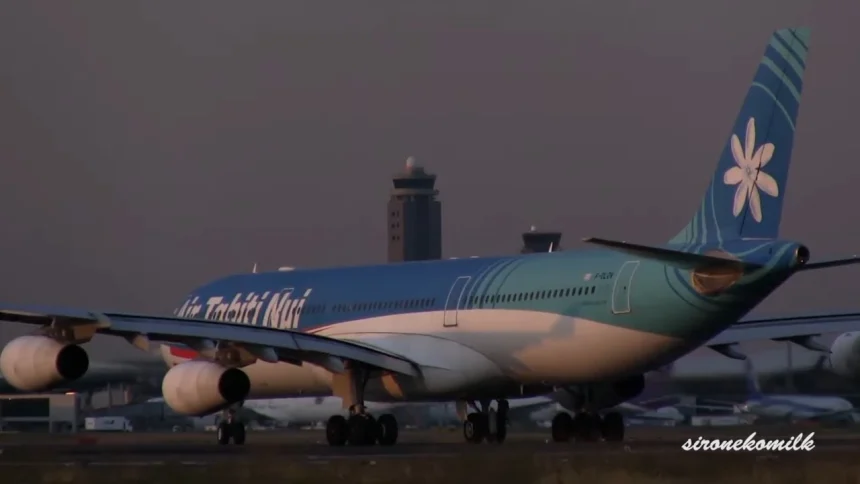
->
0, 303, 420, 377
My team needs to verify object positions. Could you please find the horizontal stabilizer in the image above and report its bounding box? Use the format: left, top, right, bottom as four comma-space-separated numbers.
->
797, 255, 860, 271
582, 237, 763, 272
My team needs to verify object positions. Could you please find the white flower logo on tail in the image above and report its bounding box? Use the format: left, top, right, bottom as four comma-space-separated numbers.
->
722, 117, 779, 223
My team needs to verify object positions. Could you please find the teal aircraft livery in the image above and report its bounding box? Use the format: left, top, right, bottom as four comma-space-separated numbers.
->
2, 26, 860, 448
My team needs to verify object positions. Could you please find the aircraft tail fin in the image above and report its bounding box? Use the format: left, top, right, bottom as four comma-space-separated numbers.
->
670, 27, 810, 245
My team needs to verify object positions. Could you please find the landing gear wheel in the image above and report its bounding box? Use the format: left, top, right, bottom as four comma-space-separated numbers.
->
230, 422, 246, 445
348, 415, 377, 446
495, 400, 509, 444
573, 413, 602, 442
326, 415, 348, 446
377, 413, 399, 446
463, 412, 488, 443
486, 408, 498, 443
600, 412, 625, 442
216, 421, 231, 445
494, 414, 508, 444
551, 412, 573, 443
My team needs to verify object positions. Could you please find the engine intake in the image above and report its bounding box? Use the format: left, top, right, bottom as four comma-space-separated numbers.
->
0, 335, 89, 392
161, 360, 251, 416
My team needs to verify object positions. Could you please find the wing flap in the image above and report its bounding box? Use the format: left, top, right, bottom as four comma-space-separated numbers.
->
0, 304, 420, 377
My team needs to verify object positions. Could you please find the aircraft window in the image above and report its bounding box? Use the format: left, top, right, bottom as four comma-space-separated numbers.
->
553, 289, 559, 298
431, 298, 436, 305
591, 286, 596, 294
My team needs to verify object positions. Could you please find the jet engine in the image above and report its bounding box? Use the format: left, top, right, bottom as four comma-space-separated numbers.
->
161, 360, 251, 416
0, 335, 89, 392
556, 374, 645, 411
829, 332, 860, 380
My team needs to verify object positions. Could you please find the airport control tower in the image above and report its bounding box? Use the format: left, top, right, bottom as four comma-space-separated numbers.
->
387, 157, 442, 262
520, 226, 562, 253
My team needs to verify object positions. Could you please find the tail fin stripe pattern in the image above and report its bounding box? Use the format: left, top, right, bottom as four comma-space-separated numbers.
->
774, 33, 807, 69
765, 42, 804, 96
669, 27, 810, 245
761, 53, 802, 104
782, 29, 809, 58
750, 82, 795, 131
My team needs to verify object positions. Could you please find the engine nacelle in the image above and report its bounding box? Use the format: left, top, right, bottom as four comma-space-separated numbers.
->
556, 374, 645, 411
0, 335, 89, 392
161, 360, 251, 416
829, 332, 860, 380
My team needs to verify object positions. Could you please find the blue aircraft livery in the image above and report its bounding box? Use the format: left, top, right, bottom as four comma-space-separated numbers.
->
671, 27, 808, 244
8, 27, 860, 450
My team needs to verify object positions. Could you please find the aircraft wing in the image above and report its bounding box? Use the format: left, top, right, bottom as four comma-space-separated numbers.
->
705, 311, 860, 360
0, 303, 420, 377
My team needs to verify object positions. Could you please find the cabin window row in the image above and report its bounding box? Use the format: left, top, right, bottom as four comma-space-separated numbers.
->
469, 286, 597, 305
290, 285, 597, 316
295, 298, 439, 315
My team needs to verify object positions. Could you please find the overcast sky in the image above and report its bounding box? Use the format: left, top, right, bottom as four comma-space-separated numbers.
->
1, 1, 858, 359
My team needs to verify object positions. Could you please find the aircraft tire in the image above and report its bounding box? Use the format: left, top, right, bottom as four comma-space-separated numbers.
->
377, 413, 399, 446
216, 422, 231, 445
551, 412, 573, 442
463, 412, 487, 443
600, 412, 624, 442
231, 422, 246, 445
347, 414, 376, 446
326, 415, 348, 446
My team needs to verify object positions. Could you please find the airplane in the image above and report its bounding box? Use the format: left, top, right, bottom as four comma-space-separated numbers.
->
693, 357, 855, 423
4, 25, 860, 449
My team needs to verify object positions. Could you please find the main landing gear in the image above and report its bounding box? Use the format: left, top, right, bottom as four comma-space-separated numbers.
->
324, 366, 400, 447
550, 411, 625, 443
216, 406, 247, 446
325, 405, 400, 447
463, 399, 509, 444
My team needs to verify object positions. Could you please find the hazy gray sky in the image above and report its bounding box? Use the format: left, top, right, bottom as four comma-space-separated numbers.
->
1, 1, 858, 358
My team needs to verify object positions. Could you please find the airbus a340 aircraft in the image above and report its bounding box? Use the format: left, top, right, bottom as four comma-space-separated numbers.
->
2, 26, 860, 449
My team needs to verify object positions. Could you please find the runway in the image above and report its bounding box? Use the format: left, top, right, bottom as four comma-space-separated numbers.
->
0, 426, 856, 465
